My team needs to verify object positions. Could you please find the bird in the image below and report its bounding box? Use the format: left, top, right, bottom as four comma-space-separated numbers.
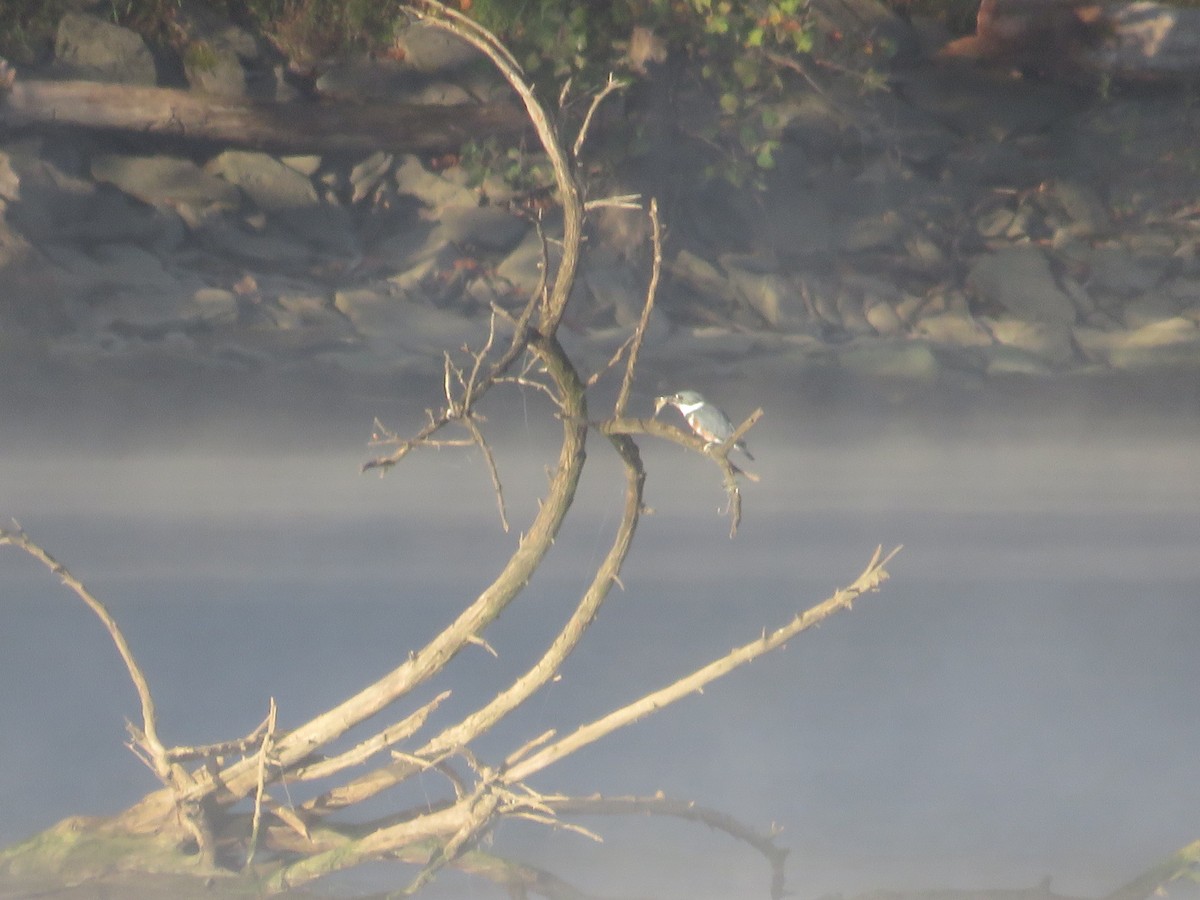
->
654, 390, 754, 460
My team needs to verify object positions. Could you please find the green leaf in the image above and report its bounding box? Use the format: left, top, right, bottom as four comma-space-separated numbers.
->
756, 140, 779, 169
719, 92, 740, 115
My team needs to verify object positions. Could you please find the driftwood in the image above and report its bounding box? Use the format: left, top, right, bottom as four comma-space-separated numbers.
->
937, 0, 1200, 82
0, 75, 528, 153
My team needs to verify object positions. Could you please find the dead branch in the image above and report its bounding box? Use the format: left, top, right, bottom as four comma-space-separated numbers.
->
572, 74, 629, 161
291, 690, 450, 782
502, 546, 901, 783
614, 198, 663, 418
302, 423, 645, 817
0, 525, 179, 788
245, 698, 277, 869
405, 0, 590, 334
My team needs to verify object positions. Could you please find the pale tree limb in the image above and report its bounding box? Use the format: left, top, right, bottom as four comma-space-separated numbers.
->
0, 525, 178, 789
115, 334, 589, 834
613, 198, 662, 419
1105, 837, 1200, 900
406, 0, 582, 333
290, 690, 450, 783
245, 697, 278, 869
503, 546, 901, 783
302, 426, 645, 816
602, 410, 763, 535
573, 74, 630, 161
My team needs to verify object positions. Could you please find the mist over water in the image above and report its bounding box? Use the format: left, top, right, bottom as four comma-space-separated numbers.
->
2, 372, 1199, 899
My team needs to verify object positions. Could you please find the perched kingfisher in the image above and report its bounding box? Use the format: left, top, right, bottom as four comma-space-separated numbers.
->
654, 390, 754, 460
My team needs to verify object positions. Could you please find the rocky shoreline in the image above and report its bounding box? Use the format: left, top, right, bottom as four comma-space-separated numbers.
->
2, 5, 1200, 433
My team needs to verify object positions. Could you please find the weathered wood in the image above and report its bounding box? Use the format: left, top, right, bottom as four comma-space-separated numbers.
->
0, 78, 529, 153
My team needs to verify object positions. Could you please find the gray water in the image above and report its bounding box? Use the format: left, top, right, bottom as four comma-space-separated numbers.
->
2, 378, 1199, 899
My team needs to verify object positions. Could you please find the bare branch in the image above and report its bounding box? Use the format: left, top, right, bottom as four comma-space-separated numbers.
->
573, 73, 629, 161
406, 0, 583, 333
503, 547, 901, 783
290, 690, 450, 782
464, 414, 510, 532
583, 194, 643, 211
0, 525, 181, 788
303, 425, 642, 817
614, 197, 663, 418
245, 697, 277, 869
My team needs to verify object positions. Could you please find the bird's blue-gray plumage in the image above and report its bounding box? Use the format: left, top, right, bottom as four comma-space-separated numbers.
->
655, 390, 754, 460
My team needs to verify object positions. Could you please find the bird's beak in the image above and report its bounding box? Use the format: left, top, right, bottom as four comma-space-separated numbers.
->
653, 395, 671, 415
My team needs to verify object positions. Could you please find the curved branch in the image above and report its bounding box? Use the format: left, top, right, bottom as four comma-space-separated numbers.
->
406, 0, 583, 334
0, 526, 177, 787
306, 430, 646, 815
117, 334, 589, 831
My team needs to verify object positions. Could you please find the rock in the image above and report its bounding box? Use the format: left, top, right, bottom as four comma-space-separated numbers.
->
0, 151, 19, 202
90, 154, 242, 210
273, 204, 360, 256
984, 344, 1056, 375
1074, 316, 1200, 369
334, 286, 489, 355
668, 249, 734, 303
184, 41, 248, 97
986, 316, 1076, 367
837, 339, 941, 380
843, 208, 907, 252
1105, 317, 1200, 370
393, 154, 477, 209
494, 227, 561, 299
175, 1, 267, 98
436, 205, 527, 252
206, 150, 320, 212
393, 21, 479, 72
721, 256, 797, 328
281, 156, 323, 177
915, 311, 992, 347
968, 246, 1077, 324
1086, 244, 1167, 297
582, 254, 663, 335
835, 288, 874, 335
1038, 178, 1110, 237
864, 299, 905, 336
411, 82, 474, 106
350, 152, 395, 205
190, 288, 240, 323
195, 215, 311, 267
1123, 292, 1182, 328
55, 12, 157, 85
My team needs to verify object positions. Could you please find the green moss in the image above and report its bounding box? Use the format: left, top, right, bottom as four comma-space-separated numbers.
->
183, 38, 219, 71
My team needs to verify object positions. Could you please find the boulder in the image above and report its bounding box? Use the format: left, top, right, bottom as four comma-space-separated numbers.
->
54, 12, 157, 85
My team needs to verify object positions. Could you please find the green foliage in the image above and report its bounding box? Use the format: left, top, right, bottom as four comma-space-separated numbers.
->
459, 136, 554, 193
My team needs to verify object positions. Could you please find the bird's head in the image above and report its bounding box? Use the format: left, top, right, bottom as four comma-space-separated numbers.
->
654, 390, 705, 414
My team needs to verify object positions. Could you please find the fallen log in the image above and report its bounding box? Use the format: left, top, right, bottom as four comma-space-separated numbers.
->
0, 75, 529, 154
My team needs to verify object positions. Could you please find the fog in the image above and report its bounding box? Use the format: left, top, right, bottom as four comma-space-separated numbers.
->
2, 372, 1199, 899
